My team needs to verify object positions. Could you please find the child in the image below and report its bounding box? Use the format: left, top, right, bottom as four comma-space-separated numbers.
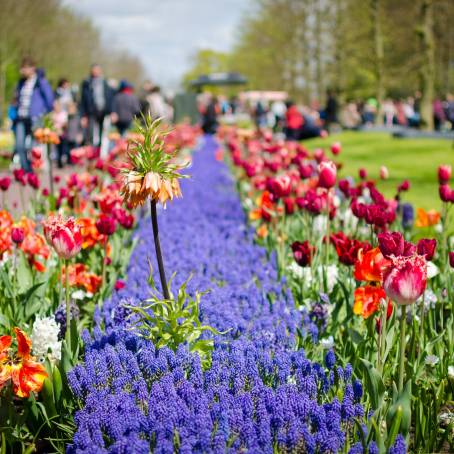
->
52, 99, 68, 168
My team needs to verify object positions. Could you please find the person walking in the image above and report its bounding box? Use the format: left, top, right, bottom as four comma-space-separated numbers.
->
12, 56, 54, 172
111, 80, 140, 136
79, 64, 113, 146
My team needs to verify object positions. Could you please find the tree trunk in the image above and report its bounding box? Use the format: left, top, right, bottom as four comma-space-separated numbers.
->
371, 0, 384, 125
418, 0, 435, 130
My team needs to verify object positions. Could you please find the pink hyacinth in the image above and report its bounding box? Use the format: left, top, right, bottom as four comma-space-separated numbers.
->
383, 254, 427, 305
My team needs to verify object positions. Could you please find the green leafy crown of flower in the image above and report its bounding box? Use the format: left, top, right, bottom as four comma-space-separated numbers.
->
125, 114, 188, 180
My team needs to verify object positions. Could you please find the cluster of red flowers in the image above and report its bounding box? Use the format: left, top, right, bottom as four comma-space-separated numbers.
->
438, 165, 454, 203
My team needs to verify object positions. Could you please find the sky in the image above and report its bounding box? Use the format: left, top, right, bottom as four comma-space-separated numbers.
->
63, 0, 250, 88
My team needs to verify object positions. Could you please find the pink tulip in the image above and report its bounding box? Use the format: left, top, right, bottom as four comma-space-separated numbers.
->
313, 148, 325, 163
438, 165, 452, 185
330, 142, 341, 155
11, 227, 25, 245
42, 215, 82, 260
439, 185, 452, 202
383, 255, 427, 305
449, 251, 454, 268
318, 161, 337, 189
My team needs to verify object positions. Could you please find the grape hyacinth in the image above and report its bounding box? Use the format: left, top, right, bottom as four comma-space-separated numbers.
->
68, 136, 373, 453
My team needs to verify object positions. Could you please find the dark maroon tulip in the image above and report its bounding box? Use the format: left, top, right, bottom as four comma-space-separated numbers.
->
96, 215, 116, 236
11, 227, 25, 245
291, 241, 316, 267
378, 232, 404, 257
449, 251, 454, 268
417, 238, 437, 261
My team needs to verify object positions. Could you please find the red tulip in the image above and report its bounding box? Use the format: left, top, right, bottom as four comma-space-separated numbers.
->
383, 255, 427, 305
378, 232, 405, 257
13, 169, 26, 186
318, 161, 336, 189
416, 238, 437, 261
439, 185, 453, 203
96, 215, 116, 236
397, 180, 410, 192
11, 227, 25, 245
42, 215, 82, 260
266, 175, 292, 199
291, 241, 315, 267
0, 176, 11, 191
26, 173, 40, 189
330, 142, 341, 155
115, 279, 126, 290
283, 197, 295, 215
438, 165, 452, 185
359, 168, 368, 180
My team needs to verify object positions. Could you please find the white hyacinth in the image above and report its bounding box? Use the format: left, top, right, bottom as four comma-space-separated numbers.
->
31, 316, 62, 363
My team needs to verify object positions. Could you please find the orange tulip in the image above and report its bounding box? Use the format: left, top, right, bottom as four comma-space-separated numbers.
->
415, 208, 440, 228
62, 263, 102, 294
354, 247, 391, 283
0, 328, 47, 398
354, 286, 387, 319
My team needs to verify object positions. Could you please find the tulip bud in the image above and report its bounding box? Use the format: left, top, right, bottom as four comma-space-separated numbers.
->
330, 142, 341, 155
313, 148, 325, 163
11, 227, 25, 245
380, 166, 389, 180
438, 165, 452, 185
318, 161, 337, 189
0, 176, 11, 191
397, 180, 410, 192
358, 168, 368, 180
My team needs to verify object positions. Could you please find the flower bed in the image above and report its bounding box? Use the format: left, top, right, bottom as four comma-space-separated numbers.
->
68, 136, 381, 453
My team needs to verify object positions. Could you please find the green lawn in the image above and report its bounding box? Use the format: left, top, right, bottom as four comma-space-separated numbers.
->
304, 131, 454, 210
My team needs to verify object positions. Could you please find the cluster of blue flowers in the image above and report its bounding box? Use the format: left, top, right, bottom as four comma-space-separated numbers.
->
68, 137, 403, 453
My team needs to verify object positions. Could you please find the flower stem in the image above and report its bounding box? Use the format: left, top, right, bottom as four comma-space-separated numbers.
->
418, 290, 426, 353
64, 259, 70, 345
377, 301, 388, 374
150, 199, 170, 300
398, 304, 407, 392
47, 143, 54, 198
101, 239, 108, 293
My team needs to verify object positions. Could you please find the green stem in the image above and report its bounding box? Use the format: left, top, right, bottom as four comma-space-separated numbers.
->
47, 143, 54, 198
64, 259, 70, 345
377, 300, 388, 374
101, 239, 108, 294
418, 289, 426, 353
398, 304, 408, 392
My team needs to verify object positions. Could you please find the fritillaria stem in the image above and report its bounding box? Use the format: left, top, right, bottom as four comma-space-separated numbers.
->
398, 304, 407, 392
150, 199, 170, 300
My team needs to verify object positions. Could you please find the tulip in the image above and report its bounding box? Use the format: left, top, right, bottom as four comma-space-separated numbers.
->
330, 142, 341, 155
439, 185, 451, 202
380, 166, 389, 180
43, 216, 82, 344
43, 216, 82, 260
291, 241, 315, 267
449, 251, 454, 268
95, 215, 116, 236
26, 173, 40, 190
11, 227, 25, 245
313, 148, 325, 163
353, 286, 386, 319
383, 255, 427, 306
378, 232, 404, 257
318, 161, 337, 189
438, 165, 452, 185
266, 175, 292, 199
397, 180, 410, 192
13, 169, 26, 186
0, 176, 11, 191
358, 168, 368, 180
417, 238, 437, 261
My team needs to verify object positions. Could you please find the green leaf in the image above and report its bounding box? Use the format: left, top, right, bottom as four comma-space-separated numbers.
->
359, 358, 385, 410
386, 380, 412, 439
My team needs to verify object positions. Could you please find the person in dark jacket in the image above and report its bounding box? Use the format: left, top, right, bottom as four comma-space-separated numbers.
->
324, 89, 338, 132
12, 56, 54, 171
111, 80, 140, 136
201, 96, 219, 134
79, 64, 113, 146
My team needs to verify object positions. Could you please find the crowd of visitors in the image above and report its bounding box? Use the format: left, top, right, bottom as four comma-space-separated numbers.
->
8, 57, 172, 171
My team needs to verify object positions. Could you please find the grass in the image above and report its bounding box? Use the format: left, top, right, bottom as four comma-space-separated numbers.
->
304, 131, 454, 210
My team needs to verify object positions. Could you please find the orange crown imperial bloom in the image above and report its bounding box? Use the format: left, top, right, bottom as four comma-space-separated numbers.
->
415, 208, 440, 228
0, 328, 47, 398
353, 286, 387, 319
354, 247, 391, 283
